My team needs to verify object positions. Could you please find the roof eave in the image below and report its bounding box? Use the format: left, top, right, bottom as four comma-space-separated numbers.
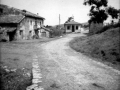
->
18, 16, 25, 23
25, 15, 45, 20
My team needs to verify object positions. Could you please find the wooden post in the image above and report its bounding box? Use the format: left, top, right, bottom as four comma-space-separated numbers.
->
59, 14, 60, 30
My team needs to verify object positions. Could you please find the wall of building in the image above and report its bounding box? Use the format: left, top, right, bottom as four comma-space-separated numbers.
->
0, 23, 18, 41
65, 25, 81, 33
17, 17, 44, 40
39, 28, 50, 38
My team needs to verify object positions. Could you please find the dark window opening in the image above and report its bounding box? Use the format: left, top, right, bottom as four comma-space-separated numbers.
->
35, 20, 37, 25
19, 30, 23, 39
0, 8, 3, 14
76, 26, 78, 30
40, 22, 41, 25
7, 30, 16, 41
67, 26, 70, 30
72, 25, 75, 32
20, 30, 23, 35
30, 20, 32, 25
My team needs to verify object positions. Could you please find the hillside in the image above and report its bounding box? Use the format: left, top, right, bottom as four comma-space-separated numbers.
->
70, 27, 120, 70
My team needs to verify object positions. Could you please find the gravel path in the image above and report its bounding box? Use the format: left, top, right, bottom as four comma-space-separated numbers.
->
35, 33, 120, 90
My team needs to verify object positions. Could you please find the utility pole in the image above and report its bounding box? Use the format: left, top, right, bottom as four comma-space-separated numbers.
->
59, 14, 60, 30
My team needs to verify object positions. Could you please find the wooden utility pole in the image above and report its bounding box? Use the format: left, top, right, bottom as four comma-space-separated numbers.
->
59, 14, 60, 29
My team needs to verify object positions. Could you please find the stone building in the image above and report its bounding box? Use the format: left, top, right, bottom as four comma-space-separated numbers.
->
0, 4, 51, 41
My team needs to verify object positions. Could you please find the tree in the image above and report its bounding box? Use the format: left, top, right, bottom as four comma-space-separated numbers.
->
84, 0, 108, 24
83, 0, 120, 24
107, 6, 119, 19
65, 16, 74, 23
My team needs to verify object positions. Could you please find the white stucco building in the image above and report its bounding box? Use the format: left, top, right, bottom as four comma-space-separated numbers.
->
64, 20, 81, 33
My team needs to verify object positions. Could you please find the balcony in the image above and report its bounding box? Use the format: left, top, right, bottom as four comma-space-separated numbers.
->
34, 25, 40, 30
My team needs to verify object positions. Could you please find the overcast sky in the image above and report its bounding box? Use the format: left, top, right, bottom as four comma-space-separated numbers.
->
1, 0, 120, 25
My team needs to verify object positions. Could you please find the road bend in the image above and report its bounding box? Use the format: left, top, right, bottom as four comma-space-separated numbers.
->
34, 33, 120, 90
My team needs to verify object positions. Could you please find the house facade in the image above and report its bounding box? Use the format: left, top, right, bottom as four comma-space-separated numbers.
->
64, 20, 81, 33
0, 4, 51, 41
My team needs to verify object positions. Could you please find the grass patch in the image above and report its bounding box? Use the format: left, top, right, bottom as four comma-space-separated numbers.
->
0, 41, 34, 90
0, 65, 32, 90
70, 27, 120, 70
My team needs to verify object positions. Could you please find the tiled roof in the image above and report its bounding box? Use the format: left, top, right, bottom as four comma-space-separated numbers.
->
22, 10, 45, 19
0, 27, 16, 33
64, 20, 81, 25
0, 15, 25, 24
41, 26, 51, 32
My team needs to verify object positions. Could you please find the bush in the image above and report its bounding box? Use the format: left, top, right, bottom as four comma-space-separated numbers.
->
96, 22, 120, 34
0, 66, 32, 90
32, 34, 39, 39
50, 28, 65, 37
89, 22, 103, 35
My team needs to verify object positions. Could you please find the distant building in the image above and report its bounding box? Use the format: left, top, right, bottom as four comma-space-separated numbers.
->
0, 4, 50, 41
64, 20, 81, 33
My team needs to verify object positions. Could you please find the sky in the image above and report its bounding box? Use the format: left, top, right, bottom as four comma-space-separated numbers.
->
1, 0, 120, 25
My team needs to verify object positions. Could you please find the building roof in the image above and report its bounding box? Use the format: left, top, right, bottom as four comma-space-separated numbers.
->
41, 26, 51, 32
0, 27, 16, 33
64, 20, 81, 25
22, 10, 45, 20
0, 15, 25, 24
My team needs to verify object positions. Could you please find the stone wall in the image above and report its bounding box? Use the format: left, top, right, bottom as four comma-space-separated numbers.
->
18, 17, 44, 40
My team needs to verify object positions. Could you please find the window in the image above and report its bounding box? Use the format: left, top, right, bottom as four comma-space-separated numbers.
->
19, 30, 23, 35
19, 30, 23, 39
0, 8, 3, 14
76, 26, 78, 30
30, 20, 32, 25
40, 22, 41, 25
67, 26, 70, 30
35, 20, 37, 25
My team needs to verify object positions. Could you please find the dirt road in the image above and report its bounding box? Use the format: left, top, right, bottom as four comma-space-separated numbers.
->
34, 33, 120, 90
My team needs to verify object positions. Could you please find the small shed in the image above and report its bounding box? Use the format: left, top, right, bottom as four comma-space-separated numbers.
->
64, 20, 81, 33
38, 26, 51, 38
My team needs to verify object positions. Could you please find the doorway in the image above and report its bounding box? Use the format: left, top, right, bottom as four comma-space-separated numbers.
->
19, 30, 23, 39
8, 30, 16, 41
72, 25, 75, 32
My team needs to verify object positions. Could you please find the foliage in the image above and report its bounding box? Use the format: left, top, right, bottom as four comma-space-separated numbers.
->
0, 4, 21, 15
96, 22, 120, 34
107, 6, 120, 19
84, 0, 108, 8
50, 28, 64, 37
70, 28, 120, 69
65, 17, 74, 23
0, 66, 32, 90
84, 0, 119, 24
84, 0, 108, 23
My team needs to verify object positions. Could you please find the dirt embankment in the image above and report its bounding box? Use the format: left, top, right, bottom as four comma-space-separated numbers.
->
70, 27, 120, 70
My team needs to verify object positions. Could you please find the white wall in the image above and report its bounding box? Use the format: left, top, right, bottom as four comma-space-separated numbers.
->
65, 25, 81, 33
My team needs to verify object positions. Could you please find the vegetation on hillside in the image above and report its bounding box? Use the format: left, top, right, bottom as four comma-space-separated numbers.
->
46, 25, 65, 38
97, 21, 120, 34
70, 25, 120, 69
0, 66, 32, 90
